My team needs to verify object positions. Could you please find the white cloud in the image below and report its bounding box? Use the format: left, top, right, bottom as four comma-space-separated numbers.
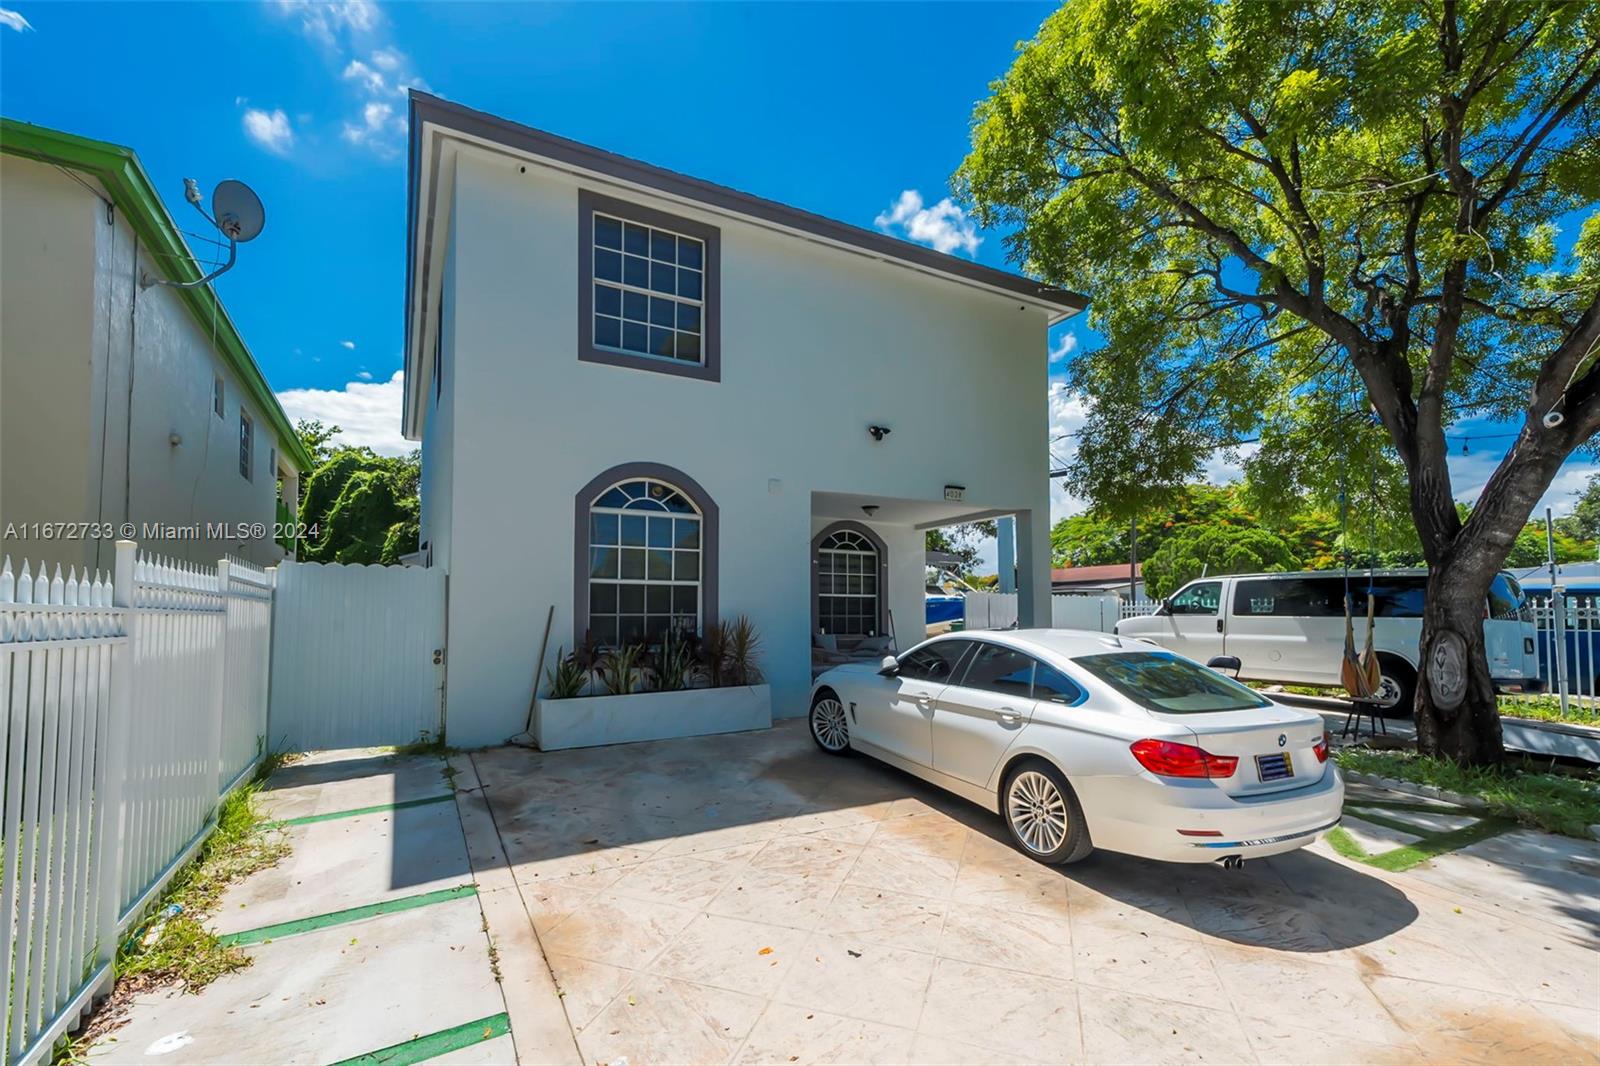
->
1450, 450, 1598, 518
276, 370, 408, 456
342, 58, 386, 93
1048, 331, 1078, 366
874, 189, 981, 257
370, 46, 401, 70
357, 370, 373, 381
1048, 384, 1091, 523
342, 100, 397, 147
1, 8, 34, 32
242, 108, 294, 155
341, 339, 356, 349
270, 0, 378, 44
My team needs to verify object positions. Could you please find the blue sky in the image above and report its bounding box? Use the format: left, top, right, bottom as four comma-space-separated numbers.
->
1, 0, 1592, 543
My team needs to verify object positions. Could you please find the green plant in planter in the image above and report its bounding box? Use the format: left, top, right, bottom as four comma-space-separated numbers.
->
646, 628, 697, 692
544, 647, 587, 700
572, 630, 604, 688
705, 615, 764, 687
599, 642, 643, 696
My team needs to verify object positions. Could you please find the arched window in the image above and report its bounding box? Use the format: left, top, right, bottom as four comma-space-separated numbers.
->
585, 475, 704, 646
814, 524, 886, 638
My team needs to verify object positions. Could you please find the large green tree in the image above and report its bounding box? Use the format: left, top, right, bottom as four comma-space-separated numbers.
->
960, 0, 1600, 763
294, 421, 421, 565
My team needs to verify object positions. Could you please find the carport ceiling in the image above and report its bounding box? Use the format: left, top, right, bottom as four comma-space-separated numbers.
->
811, 491, 1015, 530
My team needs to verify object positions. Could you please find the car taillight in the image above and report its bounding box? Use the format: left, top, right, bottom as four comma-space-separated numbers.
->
1129, 738, 1238, 779
1314, 731, 1330, 763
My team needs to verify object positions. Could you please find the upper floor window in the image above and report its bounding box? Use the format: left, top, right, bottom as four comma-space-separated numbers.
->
239, 411, 254, 481
213, 375, 225, 419
579, 191, 720, 382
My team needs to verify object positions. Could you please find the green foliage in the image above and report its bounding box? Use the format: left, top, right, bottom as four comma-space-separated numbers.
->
721, 614, 764, 686
1051, 481, 1423, 575
645, 627, 697, 692
1571, 473, 1600, 542
298, 446, 421, 565
1503, 523, 1594, 567
543, 648, 589, 700
959, 0, 1600, 572
1142, 524, 1302, 598
295, 418, 342, 470
925, 521, 999, 575
598, 643, 642, 696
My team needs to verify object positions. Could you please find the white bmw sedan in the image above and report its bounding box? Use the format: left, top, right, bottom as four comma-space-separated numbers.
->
808, 630, 1343, 865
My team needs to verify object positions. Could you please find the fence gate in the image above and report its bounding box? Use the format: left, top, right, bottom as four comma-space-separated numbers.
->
268, 562, 445, 751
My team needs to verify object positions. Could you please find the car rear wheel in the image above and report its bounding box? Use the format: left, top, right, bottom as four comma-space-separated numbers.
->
1373, 655, 1417, 719
809, 690, 851, 755
1001, 760, 1092, 865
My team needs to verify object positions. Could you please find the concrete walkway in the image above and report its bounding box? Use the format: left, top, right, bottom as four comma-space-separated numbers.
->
88, 750, 525, 1065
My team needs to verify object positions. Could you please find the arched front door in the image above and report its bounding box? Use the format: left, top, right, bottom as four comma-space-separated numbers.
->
812, 521, 889, 640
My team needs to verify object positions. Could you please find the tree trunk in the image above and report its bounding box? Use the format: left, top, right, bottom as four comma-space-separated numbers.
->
1413, 560, 1505, 765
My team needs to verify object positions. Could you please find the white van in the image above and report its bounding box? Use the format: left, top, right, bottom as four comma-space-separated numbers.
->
1114, 570, 1540, 713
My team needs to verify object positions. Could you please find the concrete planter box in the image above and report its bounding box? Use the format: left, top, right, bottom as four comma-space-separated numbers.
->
536, 684, 771, 751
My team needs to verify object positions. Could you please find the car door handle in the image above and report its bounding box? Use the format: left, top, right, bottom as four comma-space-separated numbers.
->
1216, 618, 1224, 633
995, 708, 1022, 726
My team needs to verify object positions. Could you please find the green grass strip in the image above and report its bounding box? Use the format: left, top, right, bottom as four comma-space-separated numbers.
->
329, 1012, 510, 1066
260, 792, 454, 830
218, 884, 477, 946
1331, 809, 1514, 873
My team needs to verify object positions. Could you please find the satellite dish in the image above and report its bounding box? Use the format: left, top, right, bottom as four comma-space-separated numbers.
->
212, 180, 265, 243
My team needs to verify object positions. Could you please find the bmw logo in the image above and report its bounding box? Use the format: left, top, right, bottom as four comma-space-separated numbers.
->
1277, 734, 1287, 748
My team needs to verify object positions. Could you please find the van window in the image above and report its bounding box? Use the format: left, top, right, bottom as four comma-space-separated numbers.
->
1484, 576, 1523, 617
1168, 581, 1221, 615
1232, 575, 1429, 618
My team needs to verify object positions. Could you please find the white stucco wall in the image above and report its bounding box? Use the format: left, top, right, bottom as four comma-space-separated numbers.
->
0, 156, 293, 572
430, 148, 1053, 746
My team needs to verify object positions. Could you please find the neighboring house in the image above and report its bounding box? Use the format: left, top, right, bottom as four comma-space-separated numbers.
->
0, 119, 310, 572
403, 93, 1086, 745
1052, 562, 1144, 600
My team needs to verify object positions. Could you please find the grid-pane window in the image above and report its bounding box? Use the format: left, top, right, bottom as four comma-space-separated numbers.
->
588, 477, 701, 646
817, 530, 878, 637
591, 212, 704, 365
239, 411, 253, 481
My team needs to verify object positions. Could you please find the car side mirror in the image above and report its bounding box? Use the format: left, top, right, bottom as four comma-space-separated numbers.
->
879, 655, 899, 676
1206, 655, 1242, 679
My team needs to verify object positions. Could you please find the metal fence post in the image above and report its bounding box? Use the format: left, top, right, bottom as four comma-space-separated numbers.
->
92, 541, 136, 989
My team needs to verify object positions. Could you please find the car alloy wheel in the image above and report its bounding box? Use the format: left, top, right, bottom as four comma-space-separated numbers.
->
1007, 770, 1069, 855
1374, 674, 1403, 708
811, 697, 849, 752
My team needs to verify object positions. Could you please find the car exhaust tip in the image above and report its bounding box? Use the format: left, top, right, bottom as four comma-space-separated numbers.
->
1219, 854, 1244, 870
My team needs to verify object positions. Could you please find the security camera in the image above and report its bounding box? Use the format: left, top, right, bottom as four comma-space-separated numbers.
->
867, 424, 892, 441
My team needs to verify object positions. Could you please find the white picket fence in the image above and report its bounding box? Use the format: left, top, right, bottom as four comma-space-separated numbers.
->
960, 591, 1156, 633
1, 542, 275, 1065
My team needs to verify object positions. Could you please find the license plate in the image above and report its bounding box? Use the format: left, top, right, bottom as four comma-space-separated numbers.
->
1255, 751, 1294, 782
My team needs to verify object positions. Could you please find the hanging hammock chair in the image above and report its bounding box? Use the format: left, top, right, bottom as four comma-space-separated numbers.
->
1339, 445, 1384, 700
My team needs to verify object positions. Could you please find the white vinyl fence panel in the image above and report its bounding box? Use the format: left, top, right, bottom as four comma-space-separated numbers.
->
268, 562, 445, 750
1530, 592, 1598, 716
962, 590, 1020, 631
2, 542, 274, 1066
1050, 594, 1123, 632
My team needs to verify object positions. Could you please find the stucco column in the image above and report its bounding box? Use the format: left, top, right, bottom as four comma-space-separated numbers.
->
1015, 508, 1052, 628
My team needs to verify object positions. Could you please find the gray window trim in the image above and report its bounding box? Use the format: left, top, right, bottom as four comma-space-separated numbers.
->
810, 520, 888, 640
574, 462, 719, 644
578, 189, 721, 382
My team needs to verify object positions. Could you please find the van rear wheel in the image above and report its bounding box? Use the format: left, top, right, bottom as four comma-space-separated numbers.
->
1373, 656, 1417, 719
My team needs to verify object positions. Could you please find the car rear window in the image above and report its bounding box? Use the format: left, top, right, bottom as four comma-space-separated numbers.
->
1073, 652, 1271, 714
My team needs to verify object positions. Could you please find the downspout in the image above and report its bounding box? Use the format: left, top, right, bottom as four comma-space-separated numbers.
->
124, 232, 139, 537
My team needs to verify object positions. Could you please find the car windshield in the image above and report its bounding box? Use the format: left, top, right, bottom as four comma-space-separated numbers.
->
1073, 652, 1271, 714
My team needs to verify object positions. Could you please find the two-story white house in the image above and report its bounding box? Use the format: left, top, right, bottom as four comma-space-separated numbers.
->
402, 93, 1085, 747
0, 119, 311, 572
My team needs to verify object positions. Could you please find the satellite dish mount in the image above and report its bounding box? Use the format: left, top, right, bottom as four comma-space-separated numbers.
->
141, 178, 265, 289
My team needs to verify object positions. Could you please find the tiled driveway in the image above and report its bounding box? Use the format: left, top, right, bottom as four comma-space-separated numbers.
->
467, 721, 1599, 1065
